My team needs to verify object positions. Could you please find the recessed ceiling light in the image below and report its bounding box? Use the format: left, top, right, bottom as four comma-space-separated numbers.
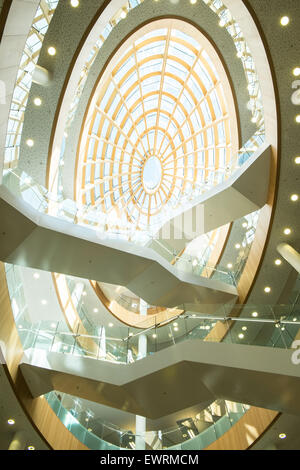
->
48, 46, 56, 56
264, 287, 271, 293
295, 156, 300, 165
34, 97, 42, 106
192, 259, 198, 267
275, 259, 282, 266
293, 67, 300, 77
152, 334, 157, 338
279, 433, 287, 439
27, 446, 35, 450
173, 322, 178, 327
51, 323, 56, 328
284, 228, 291, 235
7, 419, 15, 425
26, 139, 34, 147
291, 194, 299, 201
242, 326, 247, 331
227, 263, 233, 269
82, 291, 87, 296
108, 323, 113, 327
296, 115, 300, 124
190, 0, 197, 4
280, 16, 290, 26
235, 244, 241, 249
252, 311, 258, 318
242, 222, 247, 228
70, 0, 79, 6
41, 299, 47, 305
174, 327, 179, 332
33, 273, 40, 279
93, 308, 98, 313
293, 318, 297, 322
120, 10, 127, 18
238, 333, 244, 339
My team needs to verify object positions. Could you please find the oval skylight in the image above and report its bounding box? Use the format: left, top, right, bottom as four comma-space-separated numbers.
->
77, 19, 238, 229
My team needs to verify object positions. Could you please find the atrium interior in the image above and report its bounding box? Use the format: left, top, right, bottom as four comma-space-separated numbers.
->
0, 0, 300, 451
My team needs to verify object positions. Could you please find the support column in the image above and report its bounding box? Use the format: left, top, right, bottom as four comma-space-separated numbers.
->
8, 431, 27, 450
135, 299, 147, 450
277, 243, 300, 273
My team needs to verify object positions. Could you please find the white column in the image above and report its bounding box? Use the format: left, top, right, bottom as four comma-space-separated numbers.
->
135, 299, 147, 450
277, 243, 300, 273
8, 431, 27, 450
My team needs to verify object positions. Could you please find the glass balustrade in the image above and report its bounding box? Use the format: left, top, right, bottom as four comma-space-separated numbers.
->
44, 390, 249, 450
17, 301, 300, 365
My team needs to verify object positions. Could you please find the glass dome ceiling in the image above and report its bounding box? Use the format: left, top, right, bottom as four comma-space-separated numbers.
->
77, 19, 238, 230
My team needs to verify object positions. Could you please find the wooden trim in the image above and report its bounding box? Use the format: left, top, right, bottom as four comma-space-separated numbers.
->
0, 263, 88, 450
205, 407, 279, 450
236, 0, 280, 304
0, 0, 12, 42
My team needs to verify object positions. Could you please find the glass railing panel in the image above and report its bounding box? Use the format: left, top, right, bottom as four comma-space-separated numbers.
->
2, 165, 260, 288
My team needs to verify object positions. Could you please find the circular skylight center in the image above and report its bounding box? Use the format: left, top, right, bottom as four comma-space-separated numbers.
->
143, 156, 162, 192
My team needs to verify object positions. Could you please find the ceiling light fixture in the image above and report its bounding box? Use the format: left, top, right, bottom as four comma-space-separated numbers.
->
235, 244, 241, 249
275, 259, 282, 266
33, 273, 40, 279
280, 16, 290, 26
295, 156, 300, 165
47, 46, 56, 56
296, 115, 300, 124
7, 419, 15, 425
284, 228, 291, 235
227, 263, 233, 269
27, 446, 35, 450
291, 194, 299, 201
264, 287, 271, 293
279, 433, 287, 439
238, 333, 244, 339
70, 0, 79, 6
252, 311, 258, 318
26, 139, 34, 147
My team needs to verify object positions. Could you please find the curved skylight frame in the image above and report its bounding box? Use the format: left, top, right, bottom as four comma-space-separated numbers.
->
77, 19, 239, 230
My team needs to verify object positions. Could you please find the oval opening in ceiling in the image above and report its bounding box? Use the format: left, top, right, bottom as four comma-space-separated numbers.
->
77, 18, 239, 230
